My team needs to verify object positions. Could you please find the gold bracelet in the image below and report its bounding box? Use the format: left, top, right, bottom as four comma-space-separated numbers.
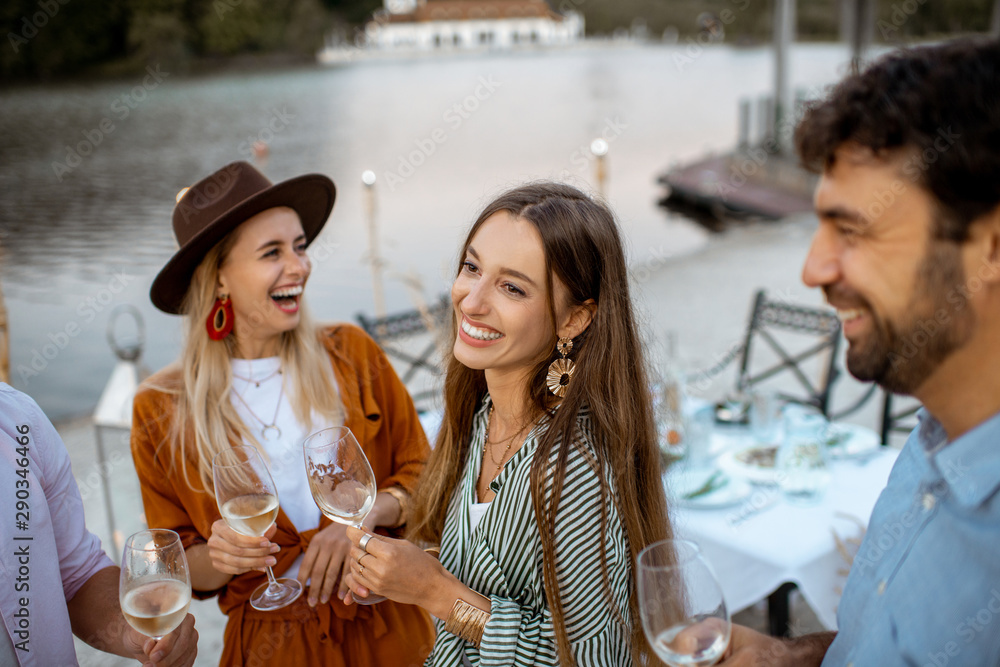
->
381, 486, 410, 528
444, 597, 490, 647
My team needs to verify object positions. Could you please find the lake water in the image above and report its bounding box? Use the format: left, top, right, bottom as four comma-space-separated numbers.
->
0, 42, 854, 420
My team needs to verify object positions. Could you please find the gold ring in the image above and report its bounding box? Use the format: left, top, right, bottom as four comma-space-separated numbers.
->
359, 564, 365, 577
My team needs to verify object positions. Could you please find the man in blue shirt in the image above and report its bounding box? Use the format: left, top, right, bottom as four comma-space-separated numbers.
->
719, 38, 1000, 666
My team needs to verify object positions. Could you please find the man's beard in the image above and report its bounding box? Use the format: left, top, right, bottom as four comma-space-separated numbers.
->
834, 242, 974, 395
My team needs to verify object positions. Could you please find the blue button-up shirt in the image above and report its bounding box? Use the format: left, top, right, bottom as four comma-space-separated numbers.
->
824, 409, 1000, 666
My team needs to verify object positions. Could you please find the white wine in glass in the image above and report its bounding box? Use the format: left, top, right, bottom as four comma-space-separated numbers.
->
638, 539, 731, 667
119, 529, 192, 641
213, 445, 302, 611
221, 492, 280, 537
302, 425, 384, 605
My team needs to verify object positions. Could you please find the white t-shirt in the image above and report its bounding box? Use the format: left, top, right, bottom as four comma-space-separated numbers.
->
229, 357, 340, 580
469, 501, 490, 535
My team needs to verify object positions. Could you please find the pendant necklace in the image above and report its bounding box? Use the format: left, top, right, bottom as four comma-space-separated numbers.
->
232, 366, 282, 388
233, 379, 285, 442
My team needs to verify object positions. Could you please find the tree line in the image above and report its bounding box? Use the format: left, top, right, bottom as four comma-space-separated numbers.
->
2, 0, 994, 82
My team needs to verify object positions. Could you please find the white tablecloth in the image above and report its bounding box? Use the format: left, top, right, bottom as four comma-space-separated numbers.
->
668, 446, 898, 630
421, 407, 897, 630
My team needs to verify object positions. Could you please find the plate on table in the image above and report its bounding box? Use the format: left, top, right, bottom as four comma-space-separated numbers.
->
717, 445, 780, 484
824, 423, 881, 460
668, 468, 753, 509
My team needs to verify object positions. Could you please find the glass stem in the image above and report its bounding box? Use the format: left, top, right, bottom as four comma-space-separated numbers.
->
264, 566, 281, 590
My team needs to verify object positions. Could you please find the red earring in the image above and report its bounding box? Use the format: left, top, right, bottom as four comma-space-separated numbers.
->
206, 294, 234, 340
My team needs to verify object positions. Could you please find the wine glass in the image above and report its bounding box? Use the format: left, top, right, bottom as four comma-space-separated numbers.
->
302, 425, 385, 605
212, 445, 302, 611
638, 539, 731, 667
119, 529, 192, 641
748, 389, 782, 445
776, 407, 832, 506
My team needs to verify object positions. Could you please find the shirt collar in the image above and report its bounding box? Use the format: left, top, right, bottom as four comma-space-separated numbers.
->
918, 407, 1000, 508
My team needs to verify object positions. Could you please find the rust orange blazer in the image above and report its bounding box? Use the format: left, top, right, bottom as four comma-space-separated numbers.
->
130, 324, 434, 666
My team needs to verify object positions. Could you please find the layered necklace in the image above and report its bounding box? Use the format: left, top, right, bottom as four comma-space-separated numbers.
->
482, 405, 537, 482
232, 368, 284, 442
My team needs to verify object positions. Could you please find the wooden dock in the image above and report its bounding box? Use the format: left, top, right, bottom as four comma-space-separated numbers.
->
658, 149, 816, 223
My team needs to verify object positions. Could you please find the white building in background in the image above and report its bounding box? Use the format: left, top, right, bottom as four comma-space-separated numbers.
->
363, 0, 584, 52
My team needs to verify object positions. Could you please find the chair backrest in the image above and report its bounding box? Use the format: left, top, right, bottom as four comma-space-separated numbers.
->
356, 294, 451, 412
880, 392, 922, 445
737, 289, 842, 416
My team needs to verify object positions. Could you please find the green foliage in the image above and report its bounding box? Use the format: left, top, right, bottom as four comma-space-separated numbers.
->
875, 0, 994, 40
2, 0, 997, 81
2, 0, 129, 80
319, 0, 382, 25
574, 0, 838, 40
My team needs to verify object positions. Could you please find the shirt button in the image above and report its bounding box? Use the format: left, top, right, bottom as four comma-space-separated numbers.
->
923, 493, 936, 511
877, 580, 887, 595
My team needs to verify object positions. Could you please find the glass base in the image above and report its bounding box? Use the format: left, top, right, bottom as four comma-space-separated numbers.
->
250, 577, 303, 611
354, 593, 386, 605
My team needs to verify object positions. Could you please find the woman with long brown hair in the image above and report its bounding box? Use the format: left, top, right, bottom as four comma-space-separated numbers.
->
130, 161, 434, 665
341, 181, 673, 665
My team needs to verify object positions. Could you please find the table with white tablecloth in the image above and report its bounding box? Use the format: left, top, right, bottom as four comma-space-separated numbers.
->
420, 406, 897, 631
667, 437, 898, 631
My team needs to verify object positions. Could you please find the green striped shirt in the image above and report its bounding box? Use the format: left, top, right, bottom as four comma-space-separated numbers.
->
426, 397, 634, 666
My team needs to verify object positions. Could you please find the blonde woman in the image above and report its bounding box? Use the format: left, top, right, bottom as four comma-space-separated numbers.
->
130, 162, 434, 666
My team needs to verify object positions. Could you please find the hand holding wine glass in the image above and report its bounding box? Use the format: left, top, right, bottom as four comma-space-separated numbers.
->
213, 445, 302, 611
303, 426, 385, 605
639, 539, 731, 667
119, 529, 193, 643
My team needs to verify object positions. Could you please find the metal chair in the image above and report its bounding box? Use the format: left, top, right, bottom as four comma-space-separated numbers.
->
736, 289, 842, 417
355, 294, 451, 412
880, 393, 922, 444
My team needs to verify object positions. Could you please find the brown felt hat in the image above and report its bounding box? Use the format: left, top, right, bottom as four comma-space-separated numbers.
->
150, 161, 336, 314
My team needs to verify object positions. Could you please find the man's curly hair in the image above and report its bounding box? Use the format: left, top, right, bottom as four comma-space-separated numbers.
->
795, 37, 1000, 242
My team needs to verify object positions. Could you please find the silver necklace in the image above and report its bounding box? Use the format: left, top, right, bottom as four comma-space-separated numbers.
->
233, 380, 285, 442
232, 366, 281, 388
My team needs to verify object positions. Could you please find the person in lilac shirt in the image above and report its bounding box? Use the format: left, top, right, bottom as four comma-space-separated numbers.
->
716, 38, 1000, 666
0, 383, 198, 666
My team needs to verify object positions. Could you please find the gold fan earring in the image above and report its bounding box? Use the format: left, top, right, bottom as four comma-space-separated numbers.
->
546, 337, 576, 397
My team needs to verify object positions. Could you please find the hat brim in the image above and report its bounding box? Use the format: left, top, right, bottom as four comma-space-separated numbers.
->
150, 173, 336, 314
